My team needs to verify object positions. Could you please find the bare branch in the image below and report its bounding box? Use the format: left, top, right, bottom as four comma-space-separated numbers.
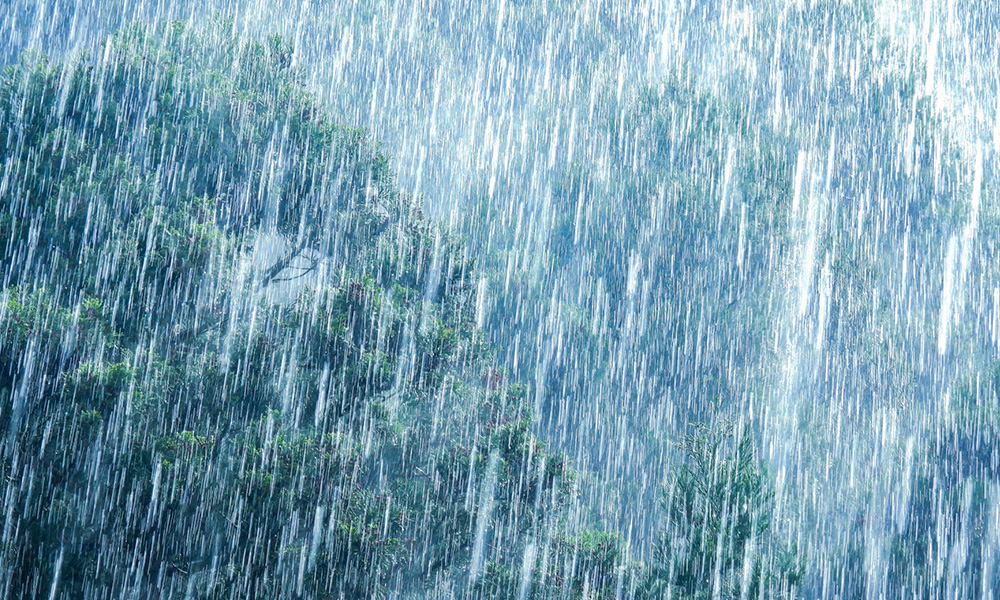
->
269, 262, 319, 283
259, 236, 311, 288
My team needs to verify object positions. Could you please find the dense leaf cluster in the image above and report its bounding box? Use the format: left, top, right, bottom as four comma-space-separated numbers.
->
0, 19, 567, 599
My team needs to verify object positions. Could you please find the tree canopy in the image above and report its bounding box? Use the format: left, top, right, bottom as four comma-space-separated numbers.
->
0, 19, 570, 599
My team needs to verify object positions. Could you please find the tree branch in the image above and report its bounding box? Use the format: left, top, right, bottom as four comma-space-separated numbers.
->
268, 257, 319, 283
258, 236, 311, 288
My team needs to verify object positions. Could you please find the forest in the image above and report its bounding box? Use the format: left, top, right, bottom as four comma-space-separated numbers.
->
1, 1, 999, 599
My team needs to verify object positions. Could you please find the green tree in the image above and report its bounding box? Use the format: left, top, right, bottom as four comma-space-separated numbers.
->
0, 19, 566, 599
640, 422, 801, 600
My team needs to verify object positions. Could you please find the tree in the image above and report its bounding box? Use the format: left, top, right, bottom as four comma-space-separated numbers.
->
0, 18, 567, 599
640, 422, 801, 600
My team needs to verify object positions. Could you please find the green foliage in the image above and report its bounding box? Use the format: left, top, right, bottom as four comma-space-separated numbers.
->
641, 422, 801, 600
477, 529, 630, 600
0, 20, 568, 600
880, 362, 1000, 597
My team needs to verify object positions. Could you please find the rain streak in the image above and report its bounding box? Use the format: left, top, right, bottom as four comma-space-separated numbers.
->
1, 0, 999, 599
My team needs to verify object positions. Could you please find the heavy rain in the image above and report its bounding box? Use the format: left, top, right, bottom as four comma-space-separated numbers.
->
1, 0, 998, 598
